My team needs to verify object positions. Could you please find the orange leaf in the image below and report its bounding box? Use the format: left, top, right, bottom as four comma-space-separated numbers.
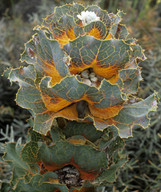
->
68, 138, 86, 145
52, 31, 70, 48
42, 60, 64, 86
93, 63, 120, 80
53, 104, 78, 121
87, 27, 103, 39
105, 32, 113, 40
108, 74, 119, 84
49, 25, 76, 48
89, 104, 123, 119
72, 187, 95, 192
67, 27, 76, 40
41, 93, 72, 112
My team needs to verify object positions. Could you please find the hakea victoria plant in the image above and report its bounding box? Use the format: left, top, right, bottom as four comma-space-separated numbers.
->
2, 3, 158, 192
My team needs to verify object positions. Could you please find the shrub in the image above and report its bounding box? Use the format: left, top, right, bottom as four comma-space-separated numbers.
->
2, 3, 158, 192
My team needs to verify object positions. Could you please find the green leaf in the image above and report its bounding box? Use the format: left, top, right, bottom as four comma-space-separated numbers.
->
40, 75, 124, 110
95, 158, 126, 183
3, 143, 30, 171
38, 141, 74, 166
3, 66, 54, 135
40, 76, 98, 103
117, 68, 142, 94
37, 141, 107, 179
110, 24, 129, 39
4, 65, 46, 114
95, 79, 124, 108
33, 111, 54, 134
4, 62, 127, 135
113, 93, 158, 138
3, 143, 33, 188
21, 141, 39, 163
44, 3, 84, 25
50, 127, 65, 144
85, 92, 158, 137
47, 14, 83, 42
131, 44, 146, 59
16, 173, 69, 192
86, 5, 111, 28
40, 172, 58, 182
74, 145, 107, 172
99, 135, 124, 156
109, 10, 123, 24
64, 121, 103, 142
29, 127, 44, 142
84, 21, 107, 39
63, 36, 138, 79
21, 29, 69, 84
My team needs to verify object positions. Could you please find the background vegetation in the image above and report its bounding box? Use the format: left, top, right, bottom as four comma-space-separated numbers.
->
0, 0, 161, 191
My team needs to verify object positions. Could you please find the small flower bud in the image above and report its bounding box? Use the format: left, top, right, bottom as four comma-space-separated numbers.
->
81, 70, 89, 78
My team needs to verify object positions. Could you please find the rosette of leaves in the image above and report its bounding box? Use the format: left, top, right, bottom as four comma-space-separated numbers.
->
3, 122, 126, 192
2, 3, 159, 192
3, 3, 158, 138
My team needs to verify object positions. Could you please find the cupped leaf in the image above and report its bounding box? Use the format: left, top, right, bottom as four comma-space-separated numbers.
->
44, 4, 125, 46
46, 15, 83, 47
44, 3, 84, 25
40, 75, 124, 109
16, 173, 69, 192
110, 24, 129, 39
70, 185, 95, 192
3, 121, 125, 191
109, 10, 124, 24
21, 29, 69, 85
86, 5, 111, 28
3, 66, 56, 135
63, 36, 140, 82
4, 64, 130, 135
95, 158, 126, 184
84, 21, 107, 39
92, 93, 158, 138
33, 111, 55, 134
63, 36, 101, 74
111, 93, 158, 138
40, 75, 126, 124
38, 141, 75, 167
117, 68, 142, 94
74, 145, 107, 173
3, 65, 46, 114
94, 79, 125, 108
67, 135, 87, 145
64, 121, 103, 142
131, 44, 146, 60
38, 141, 107, 180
